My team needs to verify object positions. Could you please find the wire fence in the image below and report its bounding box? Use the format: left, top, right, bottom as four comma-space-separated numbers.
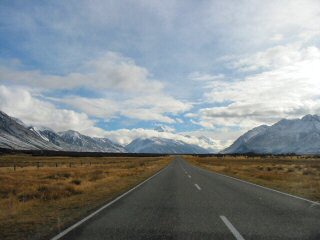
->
0, 161, 116, 170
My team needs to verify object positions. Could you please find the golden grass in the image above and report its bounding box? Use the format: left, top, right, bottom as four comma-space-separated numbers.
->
0, 155, 172, 240
185, 155, 320, 202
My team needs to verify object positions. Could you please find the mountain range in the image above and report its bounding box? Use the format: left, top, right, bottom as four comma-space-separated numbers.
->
126, 137, 209, 154
3, 110, 320, 154
222, 114, 320, 154
0, 110, 213, 154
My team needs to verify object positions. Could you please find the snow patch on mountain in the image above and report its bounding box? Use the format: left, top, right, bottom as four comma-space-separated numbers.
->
0, 110, 126, 152
222, 115, 320, 154
126, 137, 210, 154
154, 125, 174, 133
0, 110, 221, 153
0, 111, 61, 150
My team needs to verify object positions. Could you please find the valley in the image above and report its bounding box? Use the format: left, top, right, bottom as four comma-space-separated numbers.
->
0, 154, 171, 240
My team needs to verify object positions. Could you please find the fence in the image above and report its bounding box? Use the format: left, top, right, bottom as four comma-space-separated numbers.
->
0, 161, 115, 171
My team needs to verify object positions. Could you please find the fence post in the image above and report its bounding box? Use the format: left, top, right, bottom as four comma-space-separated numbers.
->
13, 163, 16, 171
69, 162, 72, 168
37, 162, 40, 169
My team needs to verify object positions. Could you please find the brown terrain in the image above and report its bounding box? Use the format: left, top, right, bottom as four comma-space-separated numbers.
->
0, 154, 171, 240
185, 155, 320, 202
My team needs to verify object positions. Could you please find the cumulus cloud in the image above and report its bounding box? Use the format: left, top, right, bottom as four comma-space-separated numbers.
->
0, 85, 220, 150
189, 72, 225, 82
0, 51, 191, 124
0, 52, 163, 94
232, 44, 318, 72
270, 34, 284, 42
102, 127, 224, 151
59, 94, 191, 123
0, 85, 102, 133
1, 0, 320, 147
192, 44, 320, 130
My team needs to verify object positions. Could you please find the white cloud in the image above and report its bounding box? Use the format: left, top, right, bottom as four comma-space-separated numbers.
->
0, 52, 163, 94
232, 44, 318, 72
1, 0, 320, 149
0, 85, 212, 150
0, 51, 192, 124
59, 97, 119, 120
102, 128, 224, 151
59, 94, 191, 123
189, 72, 225, 82
193, 44, 320, 130
270, 34, 284, 42
0, 84, 234, 150
0, 85, 102, 133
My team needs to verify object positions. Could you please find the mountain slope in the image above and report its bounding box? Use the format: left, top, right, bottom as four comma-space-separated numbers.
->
0, 110, 126, 152
126, 137, 209, 154
58, 130, 127, 152
0, 110, 219, 153
222, 115, 320, 154
0, 111, 61, 150
221, 125, 269, 154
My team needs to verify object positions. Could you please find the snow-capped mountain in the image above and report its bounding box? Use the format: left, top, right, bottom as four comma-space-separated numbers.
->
222, 115, 320, 154
58, 130, 126, 152
0, 111, 61, 150
0, 110, 126, 152
126, 137, 210, 154
196, 136, 220, 152
153, 125, 174, 133
152, 126, 219, 152
0, 110, 215, 153
32, 127, 71, 148
221, 125, 269, 154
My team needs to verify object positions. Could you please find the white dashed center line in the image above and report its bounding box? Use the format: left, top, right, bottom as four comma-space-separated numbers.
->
220, 216, 245, 240
188, 175, 191, 178
194, 184, 201, 190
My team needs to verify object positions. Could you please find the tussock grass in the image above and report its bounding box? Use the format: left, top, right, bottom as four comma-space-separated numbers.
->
0, 155, 171, 240
185, 155, 320, 202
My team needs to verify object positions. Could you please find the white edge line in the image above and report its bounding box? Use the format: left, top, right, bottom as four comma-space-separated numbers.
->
51, 163, 170, 240
194, 183, 201, 190
189, 161, 320, 206
220, 215, 245, 240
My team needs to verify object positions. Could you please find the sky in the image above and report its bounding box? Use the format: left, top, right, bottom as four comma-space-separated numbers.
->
0, 0, 320, 150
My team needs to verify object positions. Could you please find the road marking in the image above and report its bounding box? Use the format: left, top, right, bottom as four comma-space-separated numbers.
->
188, 175, 191, 178
194, 183, 201, 190
190, 163, 320, 206
220, 216, 245, 240
51, 163, 170, 240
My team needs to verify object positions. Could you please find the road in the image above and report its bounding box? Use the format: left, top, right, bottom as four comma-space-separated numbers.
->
54, 157, 320, 240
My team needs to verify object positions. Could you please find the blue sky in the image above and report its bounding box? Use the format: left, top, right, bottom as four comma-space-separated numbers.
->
1, 0, 320, 149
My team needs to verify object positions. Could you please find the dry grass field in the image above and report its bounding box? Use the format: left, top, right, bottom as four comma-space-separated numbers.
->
185, 155, 320, 203
2, 154, 319, 239
0, 154, 171, 240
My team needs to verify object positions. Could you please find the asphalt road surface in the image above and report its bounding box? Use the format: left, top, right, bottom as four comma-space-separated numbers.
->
54, 157, 320, 240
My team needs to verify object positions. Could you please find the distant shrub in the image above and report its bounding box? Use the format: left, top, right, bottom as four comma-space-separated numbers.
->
18, 185, 81, 202
89, 170, 104, 181
45, 173, 71, 179
302, 170, 313, 175
71, 179, 81, 185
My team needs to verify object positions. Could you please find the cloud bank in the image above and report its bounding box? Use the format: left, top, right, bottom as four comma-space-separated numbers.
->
1, 0, 320, 148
